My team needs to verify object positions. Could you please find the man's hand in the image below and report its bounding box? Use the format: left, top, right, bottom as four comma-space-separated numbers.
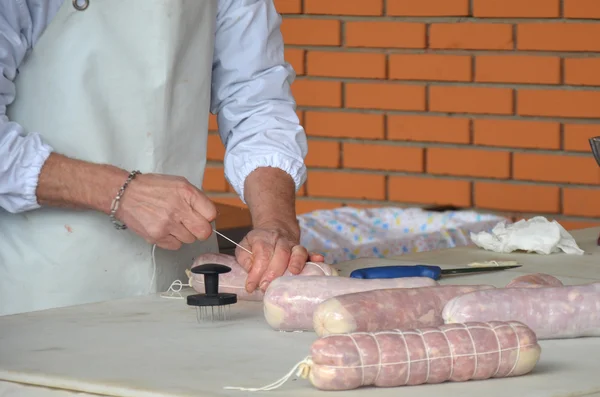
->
36, 153, 217, 250
239, 166, 319, 292
114, 174, 217, 250
235, 226, 324, 292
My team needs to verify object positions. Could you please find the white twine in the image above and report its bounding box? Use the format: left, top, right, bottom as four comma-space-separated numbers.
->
149, 228, 328, 300
224, 322, 532, 392
224, 357, 313, 392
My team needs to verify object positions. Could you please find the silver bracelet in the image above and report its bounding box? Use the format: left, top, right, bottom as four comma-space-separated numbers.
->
110, 170, 141, 230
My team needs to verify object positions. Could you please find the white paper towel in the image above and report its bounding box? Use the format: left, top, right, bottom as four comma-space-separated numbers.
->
470, 216, 585, 255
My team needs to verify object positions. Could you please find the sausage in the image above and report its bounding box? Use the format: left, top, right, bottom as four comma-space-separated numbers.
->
187, 253, 338, 301
505, 273, 563, 288
263, 275, 438, 331
303, 321, 541, 390
312, 285, 496, 337
442, 282, 600, 339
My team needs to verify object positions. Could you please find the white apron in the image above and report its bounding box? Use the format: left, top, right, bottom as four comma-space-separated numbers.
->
0, 0, 220, 316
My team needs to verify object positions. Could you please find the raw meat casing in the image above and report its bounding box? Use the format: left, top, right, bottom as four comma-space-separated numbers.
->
505, 273, 563, 288
263, 275, 438, 331
313, 284, 495, 336
305, 321, 541, 391
443, 282, 600, 339
188, 253, 338, 301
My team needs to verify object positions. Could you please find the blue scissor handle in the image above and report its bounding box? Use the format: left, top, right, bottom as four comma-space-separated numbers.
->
349, 265, 442, 280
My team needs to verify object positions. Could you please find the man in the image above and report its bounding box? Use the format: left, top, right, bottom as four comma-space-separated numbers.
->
0, 0, 320, 316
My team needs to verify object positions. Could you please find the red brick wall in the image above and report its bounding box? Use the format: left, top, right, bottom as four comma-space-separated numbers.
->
204, 0, 600, 231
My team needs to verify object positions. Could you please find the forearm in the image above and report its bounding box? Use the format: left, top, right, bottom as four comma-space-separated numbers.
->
243, 166, 300, 240
36, 152, 129, 214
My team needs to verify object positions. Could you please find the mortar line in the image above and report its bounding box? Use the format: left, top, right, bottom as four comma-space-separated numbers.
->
559, 187, 564, 215
383, 113, 389, 140
294, 76, 600, 91
512, 24, 517, 50
280, 14, 600, 23
559, 0, 564, 18
384, 174, 390, 201
385, 53, 390, 80
469, 119, 474, 144
293, 106, 600, 124
284, 46, 600, 57
291, 167, 600, 189
204, 188, 600, 222
231, 137, 596, 157
302, 48, 308, 77
236, 191, 600, 223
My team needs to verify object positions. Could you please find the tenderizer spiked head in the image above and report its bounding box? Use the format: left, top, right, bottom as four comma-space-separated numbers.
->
187, 263, 237, 322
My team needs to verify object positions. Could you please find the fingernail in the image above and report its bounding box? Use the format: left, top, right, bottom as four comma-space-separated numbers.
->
260, 280, 270, 290
246, 282, 256, 292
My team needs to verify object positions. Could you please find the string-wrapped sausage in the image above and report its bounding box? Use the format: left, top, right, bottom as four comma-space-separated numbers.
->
443, 282, 600, 339
263, 275, 438, 331
188, 253, 337, 301
305, 321, 541, 391
225, 321, 541, 392
312, 284, 495, 336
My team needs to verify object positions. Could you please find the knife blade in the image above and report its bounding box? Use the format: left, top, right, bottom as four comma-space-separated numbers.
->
349, 264, 522, 280
590, 136, 600, 167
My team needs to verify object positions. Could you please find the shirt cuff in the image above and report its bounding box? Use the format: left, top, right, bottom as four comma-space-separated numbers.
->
224, 152, 307, 204
0, 131, 53, 213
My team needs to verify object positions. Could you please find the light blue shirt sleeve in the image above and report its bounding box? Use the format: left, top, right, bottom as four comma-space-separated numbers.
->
1, 0, 306, 213
0, 0, 61, 214
210, 0, 308, 203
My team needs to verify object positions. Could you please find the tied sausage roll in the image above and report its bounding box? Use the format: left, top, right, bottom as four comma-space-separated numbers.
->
443, 282, 600, 339
505, 273, 564, 288
312, 285, 495, 337
303, 321, 541, 391
263, 275, 438, 331
187, 253, 338, 301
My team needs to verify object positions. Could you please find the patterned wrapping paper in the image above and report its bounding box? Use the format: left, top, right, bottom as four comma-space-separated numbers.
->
298, 207, 509, 264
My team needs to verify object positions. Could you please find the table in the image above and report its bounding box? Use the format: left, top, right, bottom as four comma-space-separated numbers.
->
0, 227, 599, 397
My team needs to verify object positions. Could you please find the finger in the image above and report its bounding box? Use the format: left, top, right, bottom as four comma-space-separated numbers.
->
170, 222, 197, 244
245, 239, 275, 293
181, 212, 213, 241
155, 235, 182, 251
308, 252, 325, 263
235, 237, 253, 272
258, 239, 292, 292
287, 245, 309, 275
188, 189, 218, 223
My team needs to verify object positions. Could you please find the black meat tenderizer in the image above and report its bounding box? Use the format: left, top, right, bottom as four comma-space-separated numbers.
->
187, 263, 237, 322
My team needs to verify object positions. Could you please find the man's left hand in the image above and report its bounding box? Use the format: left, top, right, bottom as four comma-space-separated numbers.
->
235, 226, 324, 293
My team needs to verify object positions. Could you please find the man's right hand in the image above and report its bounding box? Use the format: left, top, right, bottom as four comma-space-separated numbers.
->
115, 174, 217, 250
35, 153, 217, 250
